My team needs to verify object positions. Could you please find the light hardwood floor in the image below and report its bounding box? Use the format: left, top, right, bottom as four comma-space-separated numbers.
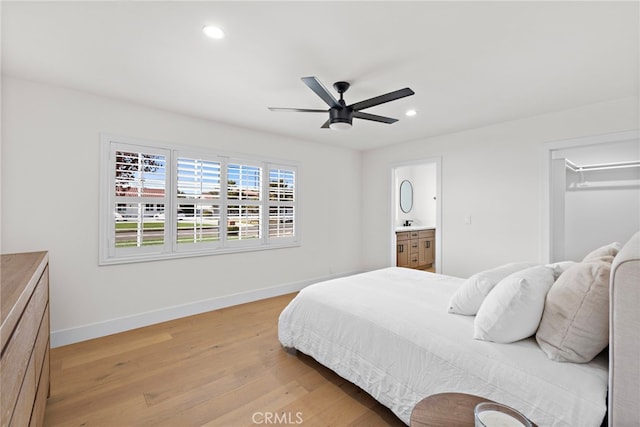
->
44, 293, 406, 426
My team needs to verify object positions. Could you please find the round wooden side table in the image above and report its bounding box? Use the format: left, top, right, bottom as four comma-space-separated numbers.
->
410, 392, 537, 427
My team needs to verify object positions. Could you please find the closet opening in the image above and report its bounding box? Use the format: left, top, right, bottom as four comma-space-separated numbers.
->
544, 130, 640, 262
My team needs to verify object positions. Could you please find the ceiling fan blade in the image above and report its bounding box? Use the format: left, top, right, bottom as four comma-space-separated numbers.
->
349, 87, 415, 111
353, 111, 398, 124
301, 76, 341, 109
268, 107, 327, 113
320, 119, 331, 129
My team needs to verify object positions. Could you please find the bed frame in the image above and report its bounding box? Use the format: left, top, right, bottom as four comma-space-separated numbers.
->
608, 231, 640, 427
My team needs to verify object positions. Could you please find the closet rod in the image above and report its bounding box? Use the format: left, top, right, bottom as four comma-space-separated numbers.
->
565, 159, 640, 173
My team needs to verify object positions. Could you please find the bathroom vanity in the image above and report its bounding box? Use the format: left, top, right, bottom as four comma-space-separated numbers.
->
396, 228, 435, 271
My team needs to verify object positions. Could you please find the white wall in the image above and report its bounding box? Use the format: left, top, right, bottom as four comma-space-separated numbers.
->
1, 77, 363, 346
362, 96, 639, 278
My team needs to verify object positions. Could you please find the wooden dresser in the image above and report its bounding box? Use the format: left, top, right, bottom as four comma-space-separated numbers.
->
396, 229, 435, 271
1, 252, 50, 427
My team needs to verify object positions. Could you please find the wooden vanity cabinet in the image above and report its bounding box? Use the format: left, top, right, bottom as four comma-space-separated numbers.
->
396, 229, 435, 271
1, 251, 50, 427
396, 232, 411, 268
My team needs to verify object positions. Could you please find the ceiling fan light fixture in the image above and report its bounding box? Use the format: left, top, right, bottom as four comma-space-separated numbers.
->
202, 25, 225, 39
329, 121, 352, 131
329, 106, 352, 130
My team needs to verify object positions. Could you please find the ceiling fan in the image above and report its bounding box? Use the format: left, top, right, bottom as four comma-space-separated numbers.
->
268, 76, 415, 131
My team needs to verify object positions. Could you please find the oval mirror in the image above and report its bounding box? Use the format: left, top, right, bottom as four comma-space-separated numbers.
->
399, 180, 413, 213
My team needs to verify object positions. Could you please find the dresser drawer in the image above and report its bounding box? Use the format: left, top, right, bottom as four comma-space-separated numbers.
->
1, 292, 39, 423
30, 346, 49, 427
35, 305, 49, 385
9, 351, 36, 427
32, 268, 49, 328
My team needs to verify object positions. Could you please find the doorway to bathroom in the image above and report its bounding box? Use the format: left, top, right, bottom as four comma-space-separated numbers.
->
391, 157, 442, 272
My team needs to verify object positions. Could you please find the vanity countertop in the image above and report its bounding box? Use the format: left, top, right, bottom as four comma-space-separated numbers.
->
395, 226, 436, 232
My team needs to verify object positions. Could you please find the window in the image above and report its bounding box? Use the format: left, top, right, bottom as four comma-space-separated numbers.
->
100, 135, 298, 264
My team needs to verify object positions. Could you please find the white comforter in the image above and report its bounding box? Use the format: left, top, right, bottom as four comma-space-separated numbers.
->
278, 267, 608, 426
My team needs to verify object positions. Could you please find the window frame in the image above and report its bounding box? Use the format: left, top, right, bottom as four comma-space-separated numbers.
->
99, 134, 300, 265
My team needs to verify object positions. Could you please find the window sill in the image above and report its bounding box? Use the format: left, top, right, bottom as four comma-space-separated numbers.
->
99, 241, 301, 266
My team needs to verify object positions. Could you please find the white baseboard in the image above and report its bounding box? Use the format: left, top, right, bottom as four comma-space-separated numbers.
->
50, 271, 360, 348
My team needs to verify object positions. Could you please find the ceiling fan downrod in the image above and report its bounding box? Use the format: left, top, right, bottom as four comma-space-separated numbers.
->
333, 81, 350, 105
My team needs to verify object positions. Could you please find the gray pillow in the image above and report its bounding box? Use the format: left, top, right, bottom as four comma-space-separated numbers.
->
536, 257, 612, 363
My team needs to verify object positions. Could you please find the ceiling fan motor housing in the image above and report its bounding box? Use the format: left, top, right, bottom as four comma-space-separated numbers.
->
330, 105, 353, 126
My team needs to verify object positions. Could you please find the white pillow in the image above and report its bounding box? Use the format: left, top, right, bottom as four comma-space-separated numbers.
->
474, 265, 555, 343
448, 262, 537, 315
545, 261, 577, 280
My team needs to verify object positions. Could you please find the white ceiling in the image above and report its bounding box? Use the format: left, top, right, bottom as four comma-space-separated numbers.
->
2, 1, 638, 151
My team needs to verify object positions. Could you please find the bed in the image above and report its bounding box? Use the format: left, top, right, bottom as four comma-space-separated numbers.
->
278, 231, 639, 426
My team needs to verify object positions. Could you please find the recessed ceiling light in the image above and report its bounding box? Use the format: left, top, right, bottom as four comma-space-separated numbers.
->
406, 109, 417, 117
203, 25, 225, 40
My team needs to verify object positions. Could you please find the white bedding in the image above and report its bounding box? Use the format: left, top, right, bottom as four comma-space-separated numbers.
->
278, 267, 608, 426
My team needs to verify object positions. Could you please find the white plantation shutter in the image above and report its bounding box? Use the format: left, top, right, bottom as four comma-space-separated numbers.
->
176, 156, 222, 249
268, 166, 296, 241
100, 135, 299, 265
110, 142, 170, 259
227, 162, 262, 242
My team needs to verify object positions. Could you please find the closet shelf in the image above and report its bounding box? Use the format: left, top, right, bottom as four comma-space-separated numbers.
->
565, 159, 640, 173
